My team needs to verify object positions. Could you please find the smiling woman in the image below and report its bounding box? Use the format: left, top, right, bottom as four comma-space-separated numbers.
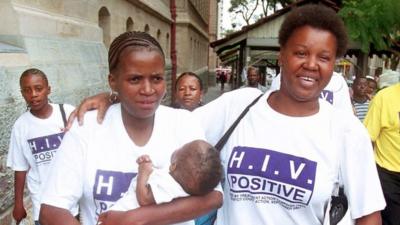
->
271, 26, 337, 116
194, 4, 385, 225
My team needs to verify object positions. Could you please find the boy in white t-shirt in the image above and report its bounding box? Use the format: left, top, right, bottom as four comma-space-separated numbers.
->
109, 140, 222, 212
7, 68, 75, 225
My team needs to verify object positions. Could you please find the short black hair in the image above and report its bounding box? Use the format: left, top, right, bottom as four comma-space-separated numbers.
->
175, 72, 204, 91
352, 76, 367, 87
174, 140, 222, 196
19, 68, 48, 87
279, 4, 348, 57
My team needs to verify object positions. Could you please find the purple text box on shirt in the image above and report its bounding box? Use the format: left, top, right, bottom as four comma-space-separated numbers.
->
227, 146, 317, 191
93, 170, 136, 202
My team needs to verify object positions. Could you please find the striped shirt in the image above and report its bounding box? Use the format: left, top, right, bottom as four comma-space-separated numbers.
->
353, 100, 370, 121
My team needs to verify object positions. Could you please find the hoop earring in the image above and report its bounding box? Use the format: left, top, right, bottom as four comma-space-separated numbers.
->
198, 97, 203, 106
109, 90, 118, 103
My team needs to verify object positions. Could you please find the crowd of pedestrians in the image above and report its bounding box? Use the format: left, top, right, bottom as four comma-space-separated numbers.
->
6, 3, 400, 225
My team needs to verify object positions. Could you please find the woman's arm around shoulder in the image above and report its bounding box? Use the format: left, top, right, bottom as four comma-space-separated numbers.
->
66, 92, 113, 129
355, 211, 381, 225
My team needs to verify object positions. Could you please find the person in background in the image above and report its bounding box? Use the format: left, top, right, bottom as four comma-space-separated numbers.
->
351, 77, 370, 121
219, 71, 227, 91
39, 31, 221, 225
241, 66, 268, 93
7, 68, 76, 225
172, 72, 204, 111
363, 81, 400, 225
67, 5, 385, 225
366, 76, 377, 100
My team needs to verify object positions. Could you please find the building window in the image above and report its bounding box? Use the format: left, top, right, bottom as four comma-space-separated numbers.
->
157, 29, 161, 41
126, 17, 134, 31
144, 24, 150, 33
166, 33, 170, 57
98, 6, 111, 47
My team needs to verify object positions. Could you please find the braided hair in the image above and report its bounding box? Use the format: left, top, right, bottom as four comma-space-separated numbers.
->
108, 31, 165, 73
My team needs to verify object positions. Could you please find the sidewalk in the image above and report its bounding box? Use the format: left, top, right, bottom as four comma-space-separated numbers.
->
203, 84, 232, 104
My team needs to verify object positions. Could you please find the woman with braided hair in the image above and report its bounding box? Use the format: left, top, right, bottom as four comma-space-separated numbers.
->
39, 31, 222, 225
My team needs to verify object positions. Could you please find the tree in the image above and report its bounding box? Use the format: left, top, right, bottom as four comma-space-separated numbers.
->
229, 0, 294, 22
260, 0, 293, 16
222, 29, 237, 37
229, 0, 259, 26
339, 0, 400, 69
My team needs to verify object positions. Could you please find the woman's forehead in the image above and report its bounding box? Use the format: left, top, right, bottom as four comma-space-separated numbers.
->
283, 26, 337, 52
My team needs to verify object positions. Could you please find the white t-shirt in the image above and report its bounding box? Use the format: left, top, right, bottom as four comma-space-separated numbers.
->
41, 104, 204, 225
194, 88, 385, 225
270, 72, 353, 115
7, 103, 75, 220
240, 84, 269, 93
111, 168, 188, 210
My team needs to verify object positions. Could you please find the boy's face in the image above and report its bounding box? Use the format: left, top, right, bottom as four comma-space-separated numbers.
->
352, 78, 368, 97
366, 80, 377, 95
20, 74, 51, 112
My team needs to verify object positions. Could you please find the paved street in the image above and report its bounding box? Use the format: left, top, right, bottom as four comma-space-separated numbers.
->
203, 83, 233, 104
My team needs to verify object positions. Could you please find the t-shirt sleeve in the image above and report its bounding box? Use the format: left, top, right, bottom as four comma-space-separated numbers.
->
340, 115, 385, 218
194, 89, 262, 146
269, 74, 281, 91
193, 93, 232, 146
40, 126, 84, 211
148, 170, 188, 204
7, 123, 30, 171
334, 75, 353, 115
363, 95, 382, 141
63, 104, 76, 117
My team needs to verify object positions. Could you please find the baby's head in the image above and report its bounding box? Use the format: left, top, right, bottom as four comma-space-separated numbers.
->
170, 140, 222, 196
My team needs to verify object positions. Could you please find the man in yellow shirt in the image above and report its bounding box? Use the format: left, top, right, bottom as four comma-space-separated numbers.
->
364, 82, 400, 225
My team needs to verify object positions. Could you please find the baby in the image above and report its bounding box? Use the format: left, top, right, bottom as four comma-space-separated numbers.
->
111, 140, 222, 210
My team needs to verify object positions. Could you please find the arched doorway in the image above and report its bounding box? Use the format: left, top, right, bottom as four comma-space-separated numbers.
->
144, 24, 150, 33
98, 7, 111, 47
126, 17, 134, 31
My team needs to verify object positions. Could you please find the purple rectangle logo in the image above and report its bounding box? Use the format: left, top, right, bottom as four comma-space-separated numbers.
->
28, 132, 65, 165
320, 90, 333, 104
227, 146, 317, 205
28, 132, 65, 154
93, 170, 136, 201
93, 170, 136, 215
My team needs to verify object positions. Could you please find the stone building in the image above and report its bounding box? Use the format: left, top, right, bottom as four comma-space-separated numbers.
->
0, 0, 217, 223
